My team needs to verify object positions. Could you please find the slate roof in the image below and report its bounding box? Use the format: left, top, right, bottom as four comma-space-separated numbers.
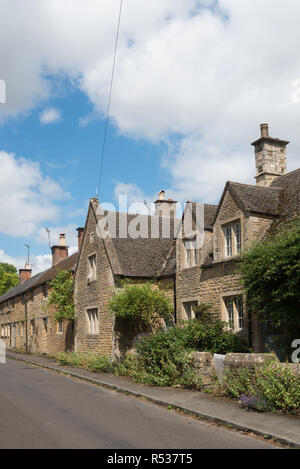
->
271, 169, 300, 220
94, 209, 178, 278
0, 252, 78, 304
228, 182, 281, 216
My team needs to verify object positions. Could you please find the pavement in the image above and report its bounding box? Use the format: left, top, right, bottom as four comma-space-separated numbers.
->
5, 350, 300, 449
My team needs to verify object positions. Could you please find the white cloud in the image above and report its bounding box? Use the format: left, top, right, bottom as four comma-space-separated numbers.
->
39, 107, 62, 124
0, 247, 77, 275
1, 1, 300, 201
0, 249, 51, 274
113, 182, 154, 214
0, 151, 68, 237
35, 224, 79, 248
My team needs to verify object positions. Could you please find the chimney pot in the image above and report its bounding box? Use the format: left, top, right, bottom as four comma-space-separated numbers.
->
260, 123, 269, 138
51, 234, 69, 266
59, 234, 66, 247
158, 190, 165, 201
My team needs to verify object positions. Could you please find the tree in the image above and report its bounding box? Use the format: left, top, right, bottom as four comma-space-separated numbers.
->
0, 263, 19, 296
47, 270, 75, 321
109, 283, 173, 333
239, 218, 300, 329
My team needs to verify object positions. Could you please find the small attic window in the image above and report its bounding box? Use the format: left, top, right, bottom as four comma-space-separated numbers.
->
90, 232, 95, 243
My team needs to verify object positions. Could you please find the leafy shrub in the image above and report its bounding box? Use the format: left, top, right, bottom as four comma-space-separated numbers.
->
86, 354, 112, 373
47, 270, 75, 321
254, 361, 300, 413
221, 367, 254, 399
221, 360, 300, 414
109, 283, 173, 332
135, 332, 201, 388
56, 351, 87, 367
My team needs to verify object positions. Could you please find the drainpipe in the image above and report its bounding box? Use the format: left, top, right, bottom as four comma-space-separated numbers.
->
248, 310, 252, 349
24, 295, 28, 353
173, 277, 177, 325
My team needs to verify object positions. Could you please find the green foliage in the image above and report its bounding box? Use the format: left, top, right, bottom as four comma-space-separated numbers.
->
57, 351, 112, 373
47, 270, 75, 321
221, 360, 300, 414
109, 283, 173, 332
0, 263, 19, 296
222, 367, 255, 399
239, 218, 300, 329
174, 318, 247, 355
57, 351, 87, 367
134, 332, 201, 388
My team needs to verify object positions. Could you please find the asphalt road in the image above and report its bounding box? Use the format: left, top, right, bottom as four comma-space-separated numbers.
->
0, 359, 277, 449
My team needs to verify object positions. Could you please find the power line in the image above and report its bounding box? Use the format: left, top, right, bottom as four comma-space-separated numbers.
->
96, 0, 123, 198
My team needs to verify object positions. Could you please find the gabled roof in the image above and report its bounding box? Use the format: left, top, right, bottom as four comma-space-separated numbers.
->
228, 182, 281, 216
0, 252, 78, 304
182, 202, 218, 233
214, 181, 281, 223
91, 203, 178, 278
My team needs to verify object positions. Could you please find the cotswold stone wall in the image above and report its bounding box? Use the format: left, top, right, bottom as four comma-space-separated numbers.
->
74, 205, 115, 356
191, 352, 300, 384
0, 286, 69, 355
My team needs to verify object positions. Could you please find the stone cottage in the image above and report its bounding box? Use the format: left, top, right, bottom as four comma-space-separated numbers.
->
176, 124, 300, 352
74, 197, 178, 358
0, 232, 82, 355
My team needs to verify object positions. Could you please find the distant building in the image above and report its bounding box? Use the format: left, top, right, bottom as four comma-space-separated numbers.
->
0, 232, 81, 355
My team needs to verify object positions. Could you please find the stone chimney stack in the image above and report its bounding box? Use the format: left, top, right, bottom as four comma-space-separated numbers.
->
77, 227, 84, 251
19, 262, 32, 284
251, 123, 289, 187
154, 190, 177, 217
51, 233, 69, 266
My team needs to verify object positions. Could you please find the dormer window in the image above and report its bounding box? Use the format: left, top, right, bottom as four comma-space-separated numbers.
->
223, 221, 242, 258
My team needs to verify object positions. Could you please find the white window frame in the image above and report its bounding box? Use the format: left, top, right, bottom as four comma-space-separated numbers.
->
224, 226, 232, 258
224, 295, 245, 332
86, 308, 99, 335
223, 220, 242, 258
234, 222, 242, 255
87, 254, 97, 282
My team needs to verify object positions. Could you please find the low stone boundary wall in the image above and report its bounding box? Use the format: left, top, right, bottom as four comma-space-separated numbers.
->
223, 353, 278, 371
190, 351, 300, 384
190, 352, 215, 385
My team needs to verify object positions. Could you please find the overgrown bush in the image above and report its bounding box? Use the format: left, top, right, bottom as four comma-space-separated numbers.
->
220, 360, 300, 414
109, 283, 173, 333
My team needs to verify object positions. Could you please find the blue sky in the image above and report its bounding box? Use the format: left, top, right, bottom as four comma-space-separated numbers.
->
0, 83, 172, 268
0, 0, 300, 273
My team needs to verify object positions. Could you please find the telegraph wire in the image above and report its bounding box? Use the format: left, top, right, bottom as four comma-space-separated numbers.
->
96, 0, 123, 198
